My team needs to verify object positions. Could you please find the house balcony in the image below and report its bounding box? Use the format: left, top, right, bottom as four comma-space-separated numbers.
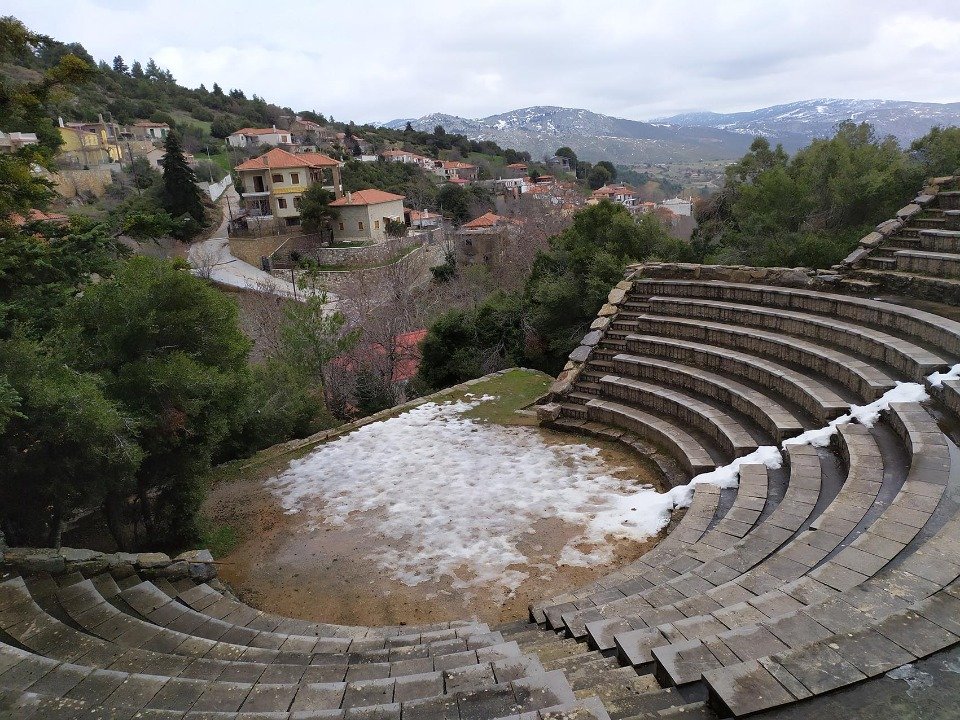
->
241, 190, 270, 198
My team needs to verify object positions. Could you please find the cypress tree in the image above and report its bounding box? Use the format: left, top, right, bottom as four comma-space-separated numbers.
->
159, 131, 204, 226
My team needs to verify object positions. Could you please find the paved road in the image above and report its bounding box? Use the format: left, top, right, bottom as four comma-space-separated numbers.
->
188, 187, 335, 303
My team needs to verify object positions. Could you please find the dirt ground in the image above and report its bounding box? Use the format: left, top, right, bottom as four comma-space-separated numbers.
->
205, 428, 670, 626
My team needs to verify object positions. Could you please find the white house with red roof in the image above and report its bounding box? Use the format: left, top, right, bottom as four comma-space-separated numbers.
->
228, 126, 292, 148
234, 147, 342, 225
432, 160, 478, 182
329, 189, 406, 243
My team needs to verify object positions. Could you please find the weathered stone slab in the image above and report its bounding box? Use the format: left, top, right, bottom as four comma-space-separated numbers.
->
773, 642, 867, 694
859, 231, 885, 248
580, 330, 602, 347
568, 345, 591, 363
590, 316, 611, 331
136, 552, 171, 569
597, 303, 618, 317
704, 660, 795, 717
897, 203, 922, 218
828, 628, 915, 675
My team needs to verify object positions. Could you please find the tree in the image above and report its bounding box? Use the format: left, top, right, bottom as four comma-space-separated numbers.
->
0, 338, 140, 547
587, 164, 611, 190
112, 55, 128, 74
911, 126, 960, 177
595, 160, 617, 180
144, 57, 160, 79
405, 121, 414, 133
159, 131, 205, 233
437, 183, 472, 223
277, 289, 358, 393
130, 60, 143, 78
212, 82, 223, 95
555, 146, 578, 166
298, 185, 339, 235
59, 257, 253, 549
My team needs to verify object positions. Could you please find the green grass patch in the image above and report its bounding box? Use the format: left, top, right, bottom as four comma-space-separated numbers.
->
445, 368, 552, 425
198, 522, 239, 558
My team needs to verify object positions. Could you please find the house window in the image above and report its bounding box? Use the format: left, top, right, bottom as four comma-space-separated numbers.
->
374, 220, 380, 230
277, 198, 287, 209
338, 222, 344, 231
291, 173, 300, 184
358, 221, 365, 231
272, 174, 283, 183
293, 195, 301, 209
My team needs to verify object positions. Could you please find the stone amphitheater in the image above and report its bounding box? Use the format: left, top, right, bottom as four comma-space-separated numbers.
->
3, 177, 960, 719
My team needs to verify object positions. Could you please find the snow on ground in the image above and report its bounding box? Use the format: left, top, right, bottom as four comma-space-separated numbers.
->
269, 395, 657, 595
268, 373, 944, 598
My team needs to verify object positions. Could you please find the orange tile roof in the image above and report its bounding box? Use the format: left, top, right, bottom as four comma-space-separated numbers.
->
10, 209, 69, 226
329, 189, 405, 206
461, 211, 511, 229
440, 161, 476, 170
408, 209, 440, 221
133, 121, 170, 128
235, 147, 339, 171
232, 127, 287, 136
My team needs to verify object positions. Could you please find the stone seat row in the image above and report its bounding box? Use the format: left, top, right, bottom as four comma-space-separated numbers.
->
606, 402, 954, 697
0, 578, 588, 718
587, 407, 923, 656
540, 462, 772, 633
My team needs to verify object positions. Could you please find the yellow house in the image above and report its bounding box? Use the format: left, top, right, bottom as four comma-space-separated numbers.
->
57, 123, 122, 167
235, 147, 342, 228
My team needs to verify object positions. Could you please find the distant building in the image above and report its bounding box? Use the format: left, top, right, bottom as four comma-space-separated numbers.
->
432, 160, 478, 182
381, 149, 434, 169
546, 155, 573, 173
129, 121, 170, 141
590, 184, 639, 208
456, 212, 517, 267
10, 208, 69, 226
0, 131, 38, 153
329, 189, 406, 242
228, 127, 292, 148
145, 147, 197, 170
235, 147, 342, 226
407, 209, 442, 229
57, 120, 122, 166
659, 197, 693, 217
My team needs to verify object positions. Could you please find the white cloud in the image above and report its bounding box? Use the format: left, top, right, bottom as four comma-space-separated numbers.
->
8, 0, 960, 122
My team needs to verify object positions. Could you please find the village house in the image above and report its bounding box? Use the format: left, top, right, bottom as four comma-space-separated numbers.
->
235, 147, 342, 227
406, 209, 442, 229
0, 131, 38, 153
590, 183, 640, 208
228, 126, 292, 148
432, 160, 478, 182
546, 155, 573, 174
456, 211, 517, 267
504, 162, 528, 178
329, 189, 406, 243
145, 147, 197, 170
128, 121, 170, 141
57, 120, 122, 166
381, 149, 433, 169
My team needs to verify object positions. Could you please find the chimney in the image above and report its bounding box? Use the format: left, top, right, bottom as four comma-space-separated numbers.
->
58, 117, 64, 127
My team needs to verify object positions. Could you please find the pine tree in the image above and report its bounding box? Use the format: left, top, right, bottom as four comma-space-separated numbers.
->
212, 82, 223, 95
159, 131, 204, 229
144, 58, 160, 80
130, 60, 144, 78
112, 55, 127, 73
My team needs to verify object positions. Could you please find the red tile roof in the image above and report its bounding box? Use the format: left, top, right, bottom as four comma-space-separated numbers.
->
461, 212, 511, 229
332, 329, 427, 383
235, 147, 339, 171
10, 209, 69, 226
329, 189, 405, 206
232, 127, 287, 136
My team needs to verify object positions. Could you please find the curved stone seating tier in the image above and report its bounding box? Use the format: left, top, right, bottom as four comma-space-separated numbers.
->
610, 354, 805, 443
610, 403, 954, 698
597, 375, 761, 459
584, 399, 717, 476
625, 316, 894, 402
621, 336, 850, 425
551, 463, 773, 638
628, 278, 960, 359
645, 296, 945, 382
584, 420, 888, 655
530, 481, 724, 626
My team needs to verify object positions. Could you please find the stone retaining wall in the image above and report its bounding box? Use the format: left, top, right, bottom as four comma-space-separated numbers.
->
0, 547, 217, 583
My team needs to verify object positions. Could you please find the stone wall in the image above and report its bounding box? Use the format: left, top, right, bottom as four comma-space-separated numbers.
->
0, 546, 217, 583
626, 261, 842, 289
50, 167, 115, 198
230, 236, 288, 267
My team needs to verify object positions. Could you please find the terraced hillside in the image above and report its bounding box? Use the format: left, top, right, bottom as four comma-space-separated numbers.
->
6, 181, 960, 718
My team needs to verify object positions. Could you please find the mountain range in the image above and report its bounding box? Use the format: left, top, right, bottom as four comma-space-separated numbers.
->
385, 99, 960, 165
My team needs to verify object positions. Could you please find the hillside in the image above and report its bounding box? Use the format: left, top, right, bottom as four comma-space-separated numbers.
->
656, 98, 960, 149
389, 100, 960, 165
385, 106, 755, 164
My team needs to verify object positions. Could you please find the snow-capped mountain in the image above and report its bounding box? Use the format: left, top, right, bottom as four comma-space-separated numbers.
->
384, 106, 755, 164
385, 100, 960, 165
655, 99, 960, 148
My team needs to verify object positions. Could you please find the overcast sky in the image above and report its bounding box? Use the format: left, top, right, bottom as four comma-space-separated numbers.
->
9, 0, 960, 123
